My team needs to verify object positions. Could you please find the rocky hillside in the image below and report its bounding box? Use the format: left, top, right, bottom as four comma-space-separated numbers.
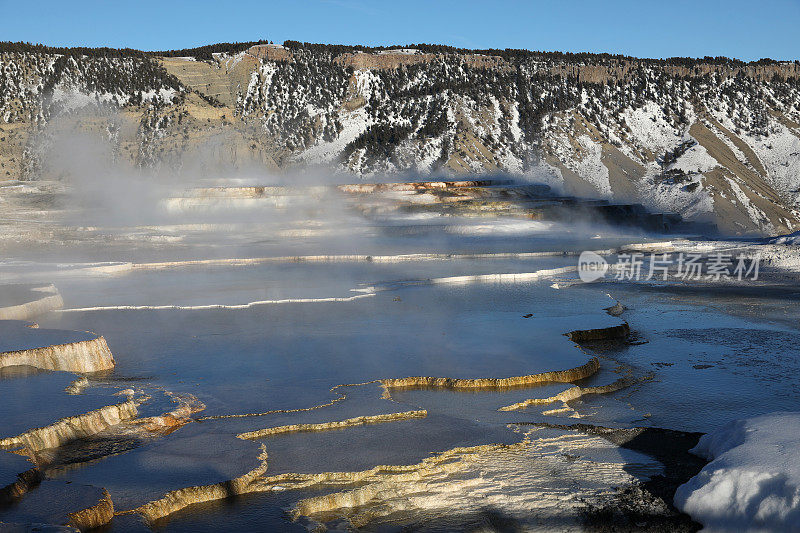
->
2, 40, 800, 235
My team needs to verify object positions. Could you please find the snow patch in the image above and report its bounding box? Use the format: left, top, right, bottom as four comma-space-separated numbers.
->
675, 412, 800, 532
713, 111, 800, 206
674, 143, 719, 174
573, 135, 611, 196
638, 175, 713, 221
725, 177, 772, 233
298, 107, 370, 164
622, 102, 683, 158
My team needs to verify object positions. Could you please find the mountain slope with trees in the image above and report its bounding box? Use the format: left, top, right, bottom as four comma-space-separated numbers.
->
1, 40, 799, 234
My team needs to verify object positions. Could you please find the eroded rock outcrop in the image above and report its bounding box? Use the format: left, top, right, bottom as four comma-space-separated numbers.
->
245, 44, 293, 62
604, 301, 626, 317
14, 393, 206, 473
64, 377, 89, 395
236, 410, 427, 440
333, 51, 510, 71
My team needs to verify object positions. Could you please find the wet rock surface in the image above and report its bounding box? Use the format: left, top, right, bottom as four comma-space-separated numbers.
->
0, 456, 39, 508
532, 423, 706, 532
567, 323, 631, 343
0, 480, 112, 531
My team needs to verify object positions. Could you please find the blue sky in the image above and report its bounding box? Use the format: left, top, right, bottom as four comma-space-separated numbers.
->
1, 0, 798, 61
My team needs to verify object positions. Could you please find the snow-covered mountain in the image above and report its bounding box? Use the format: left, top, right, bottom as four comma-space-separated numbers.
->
2, 41, 800, 235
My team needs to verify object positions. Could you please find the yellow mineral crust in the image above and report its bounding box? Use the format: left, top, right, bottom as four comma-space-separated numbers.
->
0, 284, 64, 321
129, 442, 524, 523
498, 377, 637, 411
0, 400, 138, 452
236, 410, 428, 440
0, 335, 115, 373
0, 468, 42, 505
380, 357, 600, 393
198, 381, 380, 421
129, 446, 269, 523
288, 431, 652, 528
67, 488, 115, 531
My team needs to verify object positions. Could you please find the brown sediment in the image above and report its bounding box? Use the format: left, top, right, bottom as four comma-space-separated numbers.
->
236, 410, 427, 440
0, 335, 115, 373
133, 393, 205, 434
566, 323, 630, 342
66, 488, 114, 531
0, 400, 138, 452
498, 377, 640, 412
380, 357, 600, 393
0, 285, 64, 320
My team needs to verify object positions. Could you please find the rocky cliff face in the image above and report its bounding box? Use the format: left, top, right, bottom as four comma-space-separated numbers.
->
1, 41, 799, 235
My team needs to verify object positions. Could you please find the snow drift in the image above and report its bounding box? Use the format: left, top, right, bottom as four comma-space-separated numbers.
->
675, 412, 800, 531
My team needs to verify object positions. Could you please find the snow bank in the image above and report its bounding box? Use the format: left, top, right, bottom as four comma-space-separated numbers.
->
675, 412, 800, 531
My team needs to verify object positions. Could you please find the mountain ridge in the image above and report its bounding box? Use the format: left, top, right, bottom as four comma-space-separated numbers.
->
1, 40, 799, 235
